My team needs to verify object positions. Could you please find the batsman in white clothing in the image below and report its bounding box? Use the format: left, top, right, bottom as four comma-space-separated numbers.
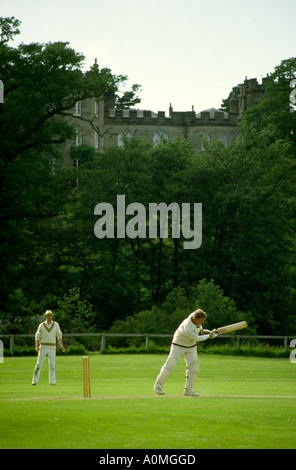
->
154, 309, 217, 396
32, 310, 65, 385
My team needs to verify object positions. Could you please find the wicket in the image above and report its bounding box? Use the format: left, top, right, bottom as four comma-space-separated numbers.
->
83, 356, 91, 398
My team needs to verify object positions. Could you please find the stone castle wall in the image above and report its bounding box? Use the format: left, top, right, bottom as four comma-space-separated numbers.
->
63, 76, 267, 167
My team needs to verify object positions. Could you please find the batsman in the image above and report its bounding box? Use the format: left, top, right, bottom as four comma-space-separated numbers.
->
153, 309, 217, 396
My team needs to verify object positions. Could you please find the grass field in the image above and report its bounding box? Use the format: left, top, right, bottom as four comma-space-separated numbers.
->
0, 353, 296, 449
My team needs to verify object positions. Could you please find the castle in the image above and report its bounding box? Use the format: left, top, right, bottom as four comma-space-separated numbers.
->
64, 67, 268, 168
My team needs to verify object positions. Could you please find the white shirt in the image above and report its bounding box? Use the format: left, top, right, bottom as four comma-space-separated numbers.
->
172, 313, 210, 347
35, 321, 63, 346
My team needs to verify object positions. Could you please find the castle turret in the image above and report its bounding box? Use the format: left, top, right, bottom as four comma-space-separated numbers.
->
229, 91, 239, 114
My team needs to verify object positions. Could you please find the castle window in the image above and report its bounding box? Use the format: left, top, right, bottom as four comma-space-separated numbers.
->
198, 133, 211, 151
153, 130, 169, 147
218, 132, 227, 148
95, 131, 99, 149
118, 129, 133, 147
74, 100, 82, 116
73, 159, 81, 167
75, 127, 83, 146
94, 101, 99, 117
235, 133, 243, 144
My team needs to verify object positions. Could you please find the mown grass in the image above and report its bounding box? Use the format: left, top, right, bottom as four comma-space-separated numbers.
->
0, 354, 295, 449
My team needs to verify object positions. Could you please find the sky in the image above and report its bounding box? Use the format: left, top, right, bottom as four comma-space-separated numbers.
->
2, 0, 296, 114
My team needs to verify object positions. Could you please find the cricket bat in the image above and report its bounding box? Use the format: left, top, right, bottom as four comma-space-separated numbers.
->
216, 321, 248, 335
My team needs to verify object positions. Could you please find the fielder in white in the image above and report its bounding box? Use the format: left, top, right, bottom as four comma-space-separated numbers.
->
32, 310, 65, 385
154, 309, 217, 396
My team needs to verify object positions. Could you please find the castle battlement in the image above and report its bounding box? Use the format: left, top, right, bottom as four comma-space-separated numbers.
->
109, 109, 167, 119
237, 77, 268, 116
241, 77, 268, 95
64, 73, 266, 160
106, 107, 238, 127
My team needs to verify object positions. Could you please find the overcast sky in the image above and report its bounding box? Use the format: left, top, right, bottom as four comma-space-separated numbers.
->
2, 0, 296, 113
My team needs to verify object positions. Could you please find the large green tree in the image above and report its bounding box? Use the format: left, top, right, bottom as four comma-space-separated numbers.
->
240, 57, 296, 152
0, 17, 141, 331
0, 17, 141, 161
182, 138, 295, 333
180, 60, 296, 333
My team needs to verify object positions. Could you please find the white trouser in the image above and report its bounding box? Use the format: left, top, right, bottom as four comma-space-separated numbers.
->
154, 343, 199, 393
32, 345, 56, 384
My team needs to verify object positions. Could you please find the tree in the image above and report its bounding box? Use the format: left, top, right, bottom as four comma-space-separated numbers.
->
57, 137, 195, 326
179, 135, 296, 333
0, 17, 142, 331
55, 288, 96, 333
0, 16, 20, 45
107, 280, 254, 336
64, 137, 154, 326
240, 57, 296, 152
236, 58, 296, 331
146, 138, 195, 299
0, 18, 141, 162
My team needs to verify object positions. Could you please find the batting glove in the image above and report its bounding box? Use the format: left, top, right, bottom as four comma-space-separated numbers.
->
209, 329, 218, 339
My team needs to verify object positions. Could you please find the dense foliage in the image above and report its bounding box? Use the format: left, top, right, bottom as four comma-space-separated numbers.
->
0, 18, 295, 336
